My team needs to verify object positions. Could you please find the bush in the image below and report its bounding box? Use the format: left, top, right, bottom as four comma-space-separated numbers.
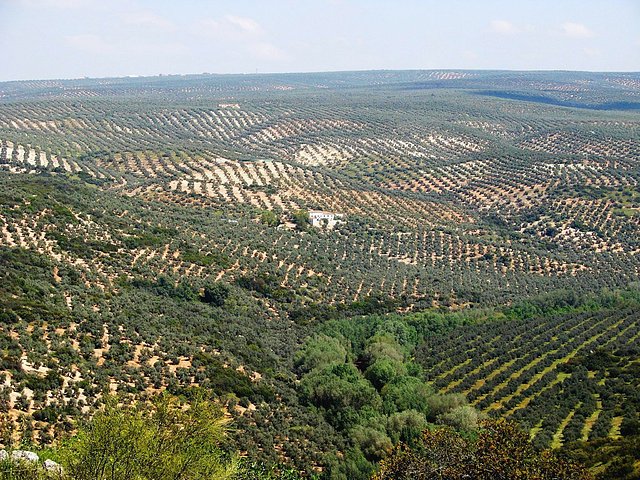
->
202, 283, 230, 307
62, 394, 238, 480
437, 405, 482, 431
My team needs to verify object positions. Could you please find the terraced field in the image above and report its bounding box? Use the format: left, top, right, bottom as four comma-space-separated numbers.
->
1, 72, 639, 307
417, 306, 640, 449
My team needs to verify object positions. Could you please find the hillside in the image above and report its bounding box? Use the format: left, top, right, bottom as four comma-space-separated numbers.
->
0, 70, 639, 478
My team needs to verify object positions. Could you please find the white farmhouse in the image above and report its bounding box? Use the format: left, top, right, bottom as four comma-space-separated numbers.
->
218, 103, 241, 109
308, 210, 344, 229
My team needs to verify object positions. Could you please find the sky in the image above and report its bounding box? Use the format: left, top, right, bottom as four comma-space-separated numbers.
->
0, 0, 638, 81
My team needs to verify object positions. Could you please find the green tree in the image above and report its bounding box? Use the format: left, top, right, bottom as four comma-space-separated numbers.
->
364, 359, 406, 390
63, 394, 238, 480
363, 335, 405, 366
351, 425, 393, 461
291, 210, 309, 230
300, 363, 382, 430
294, 335, 349, 374
437, 405, 482, 431
386, 410, 427, 445
380, 377, 433, 414
202, 282, 230, 307
424, 393, 467, 422
260, 210, 279, 227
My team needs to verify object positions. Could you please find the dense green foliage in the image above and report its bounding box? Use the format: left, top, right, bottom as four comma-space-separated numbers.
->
374, 419, 593, 480
292, 313, 485, 478
63, 395, 236, 480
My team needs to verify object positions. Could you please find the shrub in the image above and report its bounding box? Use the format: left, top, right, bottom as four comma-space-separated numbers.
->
62, 394, 238, 480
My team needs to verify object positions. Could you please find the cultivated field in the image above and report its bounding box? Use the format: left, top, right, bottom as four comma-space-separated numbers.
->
0, 70, 638, 472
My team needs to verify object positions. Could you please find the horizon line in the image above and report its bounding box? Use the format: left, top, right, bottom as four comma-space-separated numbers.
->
2, 67, 639, 84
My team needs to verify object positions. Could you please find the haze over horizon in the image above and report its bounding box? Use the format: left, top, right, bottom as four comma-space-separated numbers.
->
1, 0, 639, 82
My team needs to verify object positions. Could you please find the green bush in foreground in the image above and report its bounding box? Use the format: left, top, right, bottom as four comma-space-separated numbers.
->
63, 394, 238, 480
1, 393, 307, 480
